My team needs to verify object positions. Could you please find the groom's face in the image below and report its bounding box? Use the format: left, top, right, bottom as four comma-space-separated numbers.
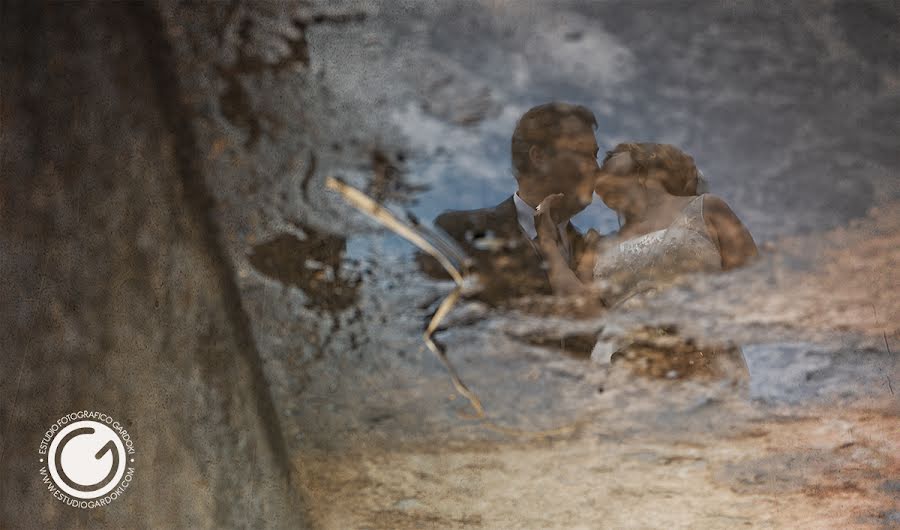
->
534, 118, 600, 219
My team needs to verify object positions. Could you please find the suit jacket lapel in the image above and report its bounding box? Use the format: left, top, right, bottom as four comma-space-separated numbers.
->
490, 196, 544, 261
489, 196, 522, 240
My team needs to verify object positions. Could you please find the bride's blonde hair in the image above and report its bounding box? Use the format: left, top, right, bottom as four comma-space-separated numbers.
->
602, 143, 702, 196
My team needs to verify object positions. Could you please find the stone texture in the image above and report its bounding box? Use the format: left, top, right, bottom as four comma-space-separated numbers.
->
0, 3, 305, 527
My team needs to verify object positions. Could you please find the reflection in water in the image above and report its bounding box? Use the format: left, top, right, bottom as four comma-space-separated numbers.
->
327, 108, 768, 453
410, 102, 758, 385
5, 1, 897, 527
299, 4, 898, 527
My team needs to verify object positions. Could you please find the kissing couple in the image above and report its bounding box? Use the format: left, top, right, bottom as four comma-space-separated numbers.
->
419, 102, 758, 378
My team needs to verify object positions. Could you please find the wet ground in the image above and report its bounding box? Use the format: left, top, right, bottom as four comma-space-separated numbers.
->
282, 199, 899, 529
2, 1, 896, 528
159, 1, 899, 527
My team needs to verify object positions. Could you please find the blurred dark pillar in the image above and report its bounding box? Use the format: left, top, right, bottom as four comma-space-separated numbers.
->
0, 1, 307, 527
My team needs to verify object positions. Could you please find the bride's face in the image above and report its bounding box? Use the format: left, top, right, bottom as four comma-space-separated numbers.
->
594, 152, 642, 212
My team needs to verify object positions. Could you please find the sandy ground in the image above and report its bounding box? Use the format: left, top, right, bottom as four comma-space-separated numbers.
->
296, 402, 899, 529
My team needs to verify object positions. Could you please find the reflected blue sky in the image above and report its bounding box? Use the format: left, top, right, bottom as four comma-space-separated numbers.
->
335, 1, 898, 260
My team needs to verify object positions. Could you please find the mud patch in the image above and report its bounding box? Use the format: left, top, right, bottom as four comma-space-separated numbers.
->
366, 148, 426, 204
216, 15, 309, 147
606, 325, 748, 382
247, 229, 360, 311
507, 328, 603, 359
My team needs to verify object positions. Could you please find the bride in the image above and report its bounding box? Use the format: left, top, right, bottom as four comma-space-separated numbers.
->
534, 142, 758, 378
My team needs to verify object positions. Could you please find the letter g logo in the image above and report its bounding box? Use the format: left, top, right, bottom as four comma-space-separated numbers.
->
48, 420, 127, 500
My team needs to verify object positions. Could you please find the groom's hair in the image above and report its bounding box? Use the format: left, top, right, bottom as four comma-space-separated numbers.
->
511, 102, 597, 179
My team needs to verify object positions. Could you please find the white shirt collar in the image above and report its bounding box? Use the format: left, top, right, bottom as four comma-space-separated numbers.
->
513, 192, 570, 241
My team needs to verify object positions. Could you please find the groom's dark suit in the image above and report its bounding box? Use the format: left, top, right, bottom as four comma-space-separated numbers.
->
417, 196, 587, 306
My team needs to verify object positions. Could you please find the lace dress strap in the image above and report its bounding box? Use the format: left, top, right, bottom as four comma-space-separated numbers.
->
677, 194, 716, 243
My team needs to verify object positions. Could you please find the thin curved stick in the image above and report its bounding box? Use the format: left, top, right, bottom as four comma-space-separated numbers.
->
325, 177, 464, 285
326, 175, 584, 437
326, 176, 480, 416
422, 286, 485, 418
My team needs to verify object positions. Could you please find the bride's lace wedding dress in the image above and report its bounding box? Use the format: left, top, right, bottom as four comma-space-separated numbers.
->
591, 195, 749, 383
593, 194, 721, 308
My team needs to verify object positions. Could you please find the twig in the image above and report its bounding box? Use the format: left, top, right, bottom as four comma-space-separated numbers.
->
326, 176, 464, 284
326, 176, 476, 414
325, 176, 588, 438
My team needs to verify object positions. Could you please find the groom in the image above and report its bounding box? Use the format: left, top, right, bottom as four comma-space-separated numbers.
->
418, 102, 601, 306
